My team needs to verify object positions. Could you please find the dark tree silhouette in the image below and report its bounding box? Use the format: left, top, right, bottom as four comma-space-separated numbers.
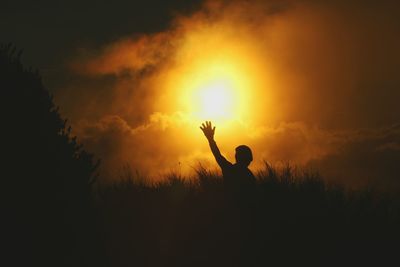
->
0, 44, 101, 267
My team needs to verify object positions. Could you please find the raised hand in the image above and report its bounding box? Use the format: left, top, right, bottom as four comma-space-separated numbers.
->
200, 121, 216, 141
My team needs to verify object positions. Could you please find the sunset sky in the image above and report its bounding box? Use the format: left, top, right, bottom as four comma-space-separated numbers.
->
2, 0, 399, 189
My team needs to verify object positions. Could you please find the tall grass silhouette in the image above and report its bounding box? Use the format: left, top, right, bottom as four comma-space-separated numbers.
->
96, 163, 400, 266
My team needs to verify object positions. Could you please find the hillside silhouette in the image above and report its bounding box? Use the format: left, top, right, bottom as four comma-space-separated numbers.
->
2, 44, 399, 266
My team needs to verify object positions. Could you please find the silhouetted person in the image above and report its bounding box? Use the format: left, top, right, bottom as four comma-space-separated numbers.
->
200, 121, 256, 186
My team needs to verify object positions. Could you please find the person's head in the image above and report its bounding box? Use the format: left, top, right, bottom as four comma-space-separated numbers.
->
235, 145, 253, 167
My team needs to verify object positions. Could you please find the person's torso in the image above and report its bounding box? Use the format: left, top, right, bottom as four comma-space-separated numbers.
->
222, 163, 255, 185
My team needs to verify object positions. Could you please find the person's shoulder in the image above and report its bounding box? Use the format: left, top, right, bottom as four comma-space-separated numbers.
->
220, 159, 233, 170
224, 160, 234, 168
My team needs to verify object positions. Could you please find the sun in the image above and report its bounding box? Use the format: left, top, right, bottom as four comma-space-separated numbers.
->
195, 78, 235, 120
178, 60, 249, 124
162, 33, 265, 127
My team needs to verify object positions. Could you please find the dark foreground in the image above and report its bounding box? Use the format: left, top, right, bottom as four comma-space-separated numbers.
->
2, 44, 399, 266
95, 168, 400, 267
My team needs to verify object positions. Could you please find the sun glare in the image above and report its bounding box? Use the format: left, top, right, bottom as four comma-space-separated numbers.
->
178, 60, 250, 124
196, 79, 234, 120
162, 30, 268, 128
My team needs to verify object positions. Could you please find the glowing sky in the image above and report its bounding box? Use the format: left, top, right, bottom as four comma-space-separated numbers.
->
4, 0, 399, 189
166, 35, 262, 126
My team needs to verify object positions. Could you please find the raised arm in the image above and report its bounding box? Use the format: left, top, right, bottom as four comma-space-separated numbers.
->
200, 121, 231, 168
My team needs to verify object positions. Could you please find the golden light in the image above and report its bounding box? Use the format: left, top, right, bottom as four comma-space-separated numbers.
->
178, 59, 251, 124
159, 26, 271, 130
196, 79, 234, 120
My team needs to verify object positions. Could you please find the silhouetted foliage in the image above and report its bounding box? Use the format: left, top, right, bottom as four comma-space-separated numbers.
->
1, 44, 100, 266
96, 164, 400, 267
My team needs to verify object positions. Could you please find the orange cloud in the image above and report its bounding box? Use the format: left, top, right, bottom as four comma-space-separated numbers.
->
55, 0, 400, 189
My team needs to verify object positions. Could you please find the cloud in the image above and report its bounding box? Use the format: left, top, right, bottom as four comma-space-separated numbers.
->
53, 0, 400, 189
74, 112, 400, 191
69, 33, 176, 76
74, 113, 211, 181
307, 124, 400, 190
